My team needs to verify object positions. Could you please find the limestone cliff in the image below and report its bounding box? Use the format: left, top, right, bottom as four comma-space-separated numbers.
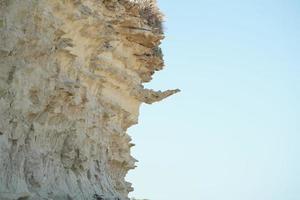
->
0, 0, 178, 199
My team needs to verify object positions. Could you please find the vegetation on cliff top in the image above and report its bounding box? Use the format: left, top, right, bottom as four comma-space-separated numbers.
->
125, 0, 164, 33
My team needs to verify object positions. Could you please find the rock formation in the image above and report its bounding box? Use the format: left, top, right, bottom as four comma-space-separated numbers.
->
0, 0, 178, 199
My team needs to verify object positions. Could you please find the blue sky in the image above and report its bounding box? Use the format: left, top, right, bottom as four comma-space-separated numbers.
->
127, 0, 300, 199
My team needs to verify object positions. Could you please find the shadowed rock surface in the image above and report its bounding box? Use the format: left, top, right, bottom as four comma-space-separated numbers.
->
0, 0, 178, 200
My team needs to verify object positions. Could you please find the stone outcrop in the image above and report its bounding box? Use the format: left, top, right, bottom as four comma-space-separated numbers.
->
0, 0, 178, 199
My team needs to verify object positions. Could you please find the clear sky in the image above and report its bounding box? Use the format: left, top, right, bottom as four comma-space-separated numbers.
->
126, 0, 300, 200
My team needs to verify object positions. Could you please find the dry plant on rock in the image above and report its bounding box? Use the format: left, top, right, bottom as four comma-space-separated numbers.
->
126, 0, 164, 33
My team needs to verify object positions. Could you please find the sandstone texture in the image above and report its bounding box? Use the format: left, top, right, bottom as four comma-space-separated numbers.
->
0, 0, 178, 199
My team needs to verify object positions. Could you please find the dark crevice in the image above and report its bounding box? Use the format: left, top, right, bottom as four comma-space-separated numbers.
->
93, 194, 104, 200
17, 196, 29, 200
7, 65, 16, 84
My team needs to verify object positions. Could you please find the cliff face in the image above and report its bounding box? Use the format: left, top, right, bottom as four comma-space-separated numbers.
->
0, 0, 178, 200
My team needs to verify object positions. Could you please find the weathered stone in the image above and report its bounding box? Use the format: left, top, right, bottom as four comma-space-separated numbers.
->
0, 0, 178, 199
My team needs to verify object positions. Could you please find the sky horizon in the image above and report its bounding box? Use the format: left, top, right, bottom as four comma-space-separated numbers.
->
127, 0, 300, 200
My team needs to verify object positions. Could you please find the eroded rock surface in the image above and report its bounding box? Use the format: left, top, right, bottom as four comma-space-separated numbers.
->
0, 0, 178, 199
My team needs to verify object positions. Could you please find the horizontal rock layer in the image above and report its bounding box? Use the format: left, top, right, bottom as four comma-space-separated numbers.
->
0, 0, 178, 200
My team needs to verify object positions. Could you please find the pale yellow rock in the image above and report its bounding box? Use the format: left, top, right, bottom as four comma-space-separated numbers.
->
0, 0, 178, 199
